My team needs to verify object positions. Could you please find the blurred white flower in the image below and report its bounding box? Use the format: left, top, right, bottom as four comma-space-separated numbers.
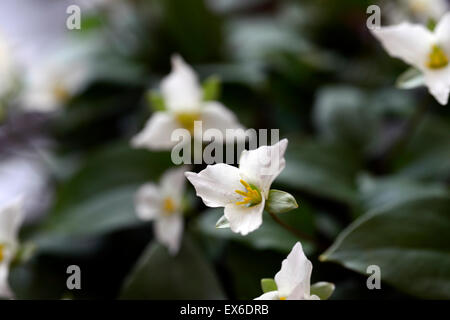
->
0, 153, 51, 223
132, 55, 244, 150
19, 48, 91, 112
255, 242, 319, 300
372, 12, 450, 105
135, 167, 187, 255
185, 139, 287, 235
0, 197, 24, 298
386, 0, 449, 24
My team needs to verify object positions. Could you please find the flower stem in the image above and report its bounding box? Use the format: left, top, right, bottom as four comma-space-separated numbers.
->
267, 210, 321, 247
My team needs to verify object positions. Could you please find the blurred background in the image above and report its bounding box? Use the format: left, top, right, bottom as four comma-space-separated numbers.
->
0, 0, 449, 299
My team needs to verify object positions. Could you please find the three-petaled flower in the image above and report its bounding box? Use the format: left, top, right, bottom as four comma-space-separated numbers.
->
132, 55, 244, 150
0, 198, 23, 298
135, 167, 187, 255
185, 139, 288, 235
372, 12, 450, 105
255, 242, 319, 300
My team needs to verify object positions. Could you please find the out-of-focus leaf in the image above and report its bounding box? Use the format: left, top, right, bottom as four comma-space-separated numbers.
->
321, 196, 450, 299
313, 86, 380, 147
120, 238, 225, 299
395, 117, 450, 180
396, 68, 425, 89
29, 143, 172, 247
357, 174, 448, 212
226, 17, 310, 62
278, 140, 362, 205
311, 282, 335, 300
202, 75, 221, 101
194, 208, 314, 254
37, 186, 140, 238
261, 278, 277, 293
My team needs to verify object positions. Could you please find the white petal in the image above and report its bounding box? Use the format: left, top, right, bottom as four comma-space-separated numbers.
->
0, 198, 23, 245
372, 22, 434, 71
154, 214, 183, 255
200, 101, 245, 141
435, 12, 450, 54
239, 139, 288, 196
224, 198, 265, 235
254, 291, 280, 300
275, 242, 313, 298
131, 112, 182, 150
185, 164, 242, 207
135, 183, 162, 221
424, 67, 450, 105
160, 166, 188, 203
161, 55, 202, 113
0, 262, 12, 298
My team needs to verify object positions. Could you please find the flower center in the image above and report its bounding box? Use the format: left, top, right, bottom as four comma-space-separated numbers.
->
163, 197, 176, 216
0, 244, 5, 263
235, 179, 262, 207
53, 83, 70, 102
409, 0, 427, 13
427, 45, 448, 70
175, 112, 201, 134
279, 296, 286, 300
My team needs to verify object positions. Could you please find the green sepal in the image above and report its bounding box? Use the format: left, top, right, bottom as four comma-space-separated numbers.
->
202, 76, 221, 101
265, 190, 298, 214
146, 90, 166, 111
261, 278, 277, 293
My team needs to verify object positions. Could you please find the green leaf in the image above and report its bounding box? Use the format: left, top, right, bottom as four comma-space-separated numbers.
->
394, 116, 450, 180
396, 68, 425, 89
320, 196, 450, 299
194, 208, 314, 254
28, 143, 172, 249
120, 238, 225, 299
146, 90, 166, 111
313, 86, 380, 147
357, 174, 448, 213
265, 189, 298, 214
278, 141, 362, 205
202, 76, 221, 101
310, 282, 335, 300
36, 186, 140, 239
261, 278, 277, 293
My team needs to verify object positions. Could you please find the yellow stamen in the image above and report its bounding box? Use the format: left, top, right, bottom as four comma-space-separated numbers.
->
279, 296, 286, 300
175, 112, 201, 133
53, 83, 70, 102
234, 179, 262, 207
163, 197, 176, 216
427, 45, 448, 70
0, 244, 5, 263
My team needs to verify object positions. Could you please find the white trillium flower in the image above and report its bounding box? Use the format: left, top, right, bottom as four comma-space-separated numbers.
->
255, 242, 319, 300
372, 12, 450, 105
405, 0, 449, 22
132, 55, 244, 150
185, 139, 288, 236
387, 0, 449, 24
20, 45, 91, 112
135, 167, 187, 255
0, 154, 51, 223
0, 197, 24, 298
